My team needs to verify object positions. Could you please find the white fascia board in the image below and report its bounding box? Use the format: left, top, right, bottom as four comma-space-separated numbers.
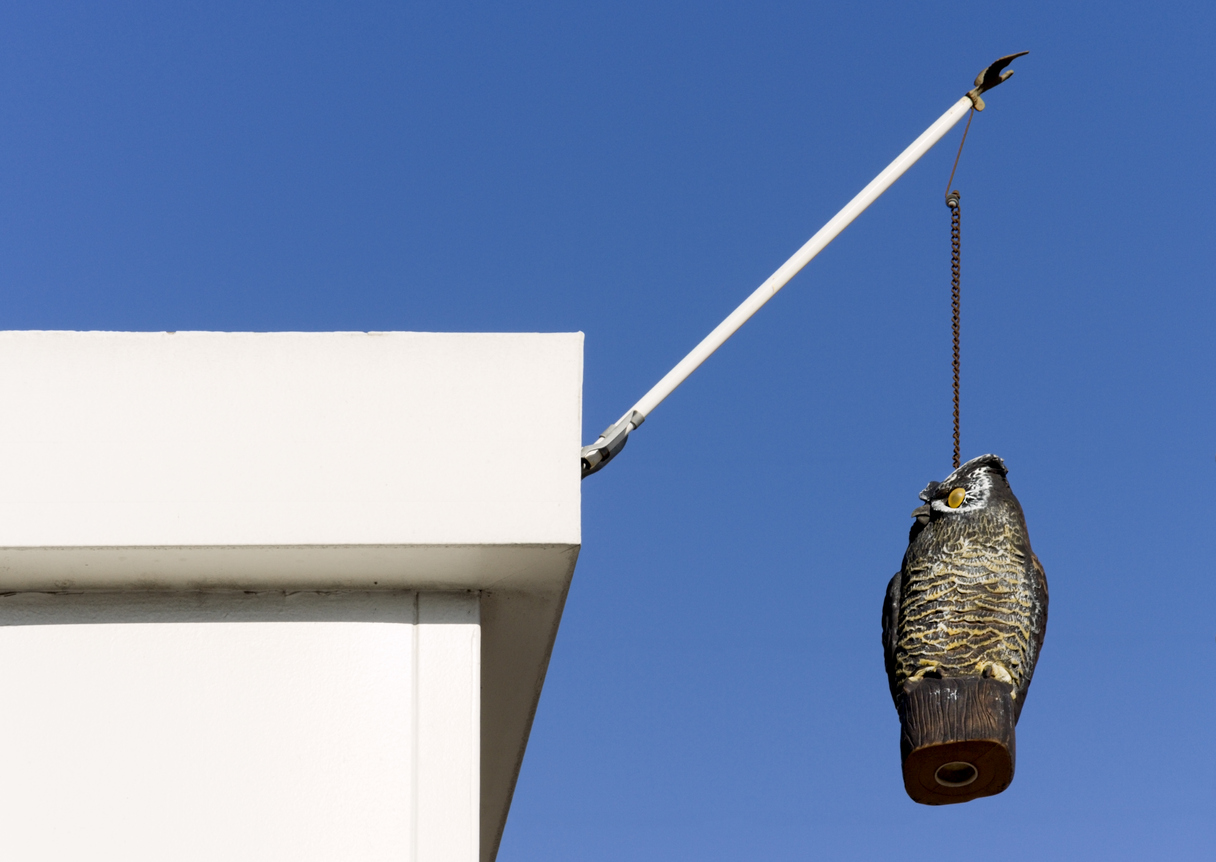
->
0, 331, 581, 567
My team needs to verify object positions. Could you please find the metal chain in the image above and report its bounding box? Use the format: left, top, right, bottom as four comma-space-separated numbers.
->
947, 192, 961, 469
942, 107, 972, 471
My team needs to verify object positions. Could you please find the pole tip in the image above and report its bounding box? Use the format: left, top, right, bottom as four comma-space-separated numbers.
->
966, 51, 1029, 110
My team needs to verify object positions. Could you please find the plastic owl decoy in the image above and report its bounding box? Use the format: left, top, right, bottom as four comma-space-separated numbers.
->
882, 454, 1048, 804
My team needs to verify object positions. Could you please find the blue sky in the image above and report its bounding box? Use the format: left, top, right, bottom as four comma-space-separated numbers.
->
3, 2, 1214, 859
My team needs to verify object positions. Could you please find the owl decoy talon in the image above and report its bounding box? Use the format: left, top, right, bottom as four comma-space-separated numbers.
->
966, 51, 1029, 111
979, 662, 1014, 685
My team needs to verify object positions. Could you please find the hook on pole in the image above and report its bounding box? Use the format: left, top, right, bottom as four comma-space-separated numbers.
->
966, 51, 1029, 111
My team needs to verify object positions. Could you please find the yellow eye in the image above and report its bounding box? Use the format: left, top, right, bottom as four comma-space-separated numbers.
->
946, 488, 966, 508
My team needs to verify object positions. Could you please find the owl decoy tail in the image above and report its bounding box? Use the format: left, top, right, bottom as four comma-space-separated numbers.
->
966, 51, 1029, 111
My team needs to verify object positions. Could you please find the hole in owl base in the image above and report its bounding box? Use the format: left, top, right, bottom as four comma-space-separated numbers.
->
934, 761, 978, 787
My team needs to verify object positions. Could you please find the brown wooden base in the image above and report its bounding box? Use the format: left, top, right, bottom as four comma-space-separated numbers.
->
897, 676, 1017, 805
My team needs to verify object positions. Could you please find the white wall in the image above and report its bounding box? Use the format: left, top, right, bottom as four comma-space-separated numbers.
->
0, 591, 480, 862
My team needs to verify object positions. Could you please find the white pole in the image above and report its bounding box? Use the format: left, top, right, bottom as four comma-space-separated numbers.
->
582, 95, 976, 476
635, 95, 974, 418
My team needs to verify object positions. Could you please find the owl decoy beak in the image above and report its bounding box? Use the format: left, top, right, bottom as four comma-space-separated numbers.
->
966, 51, 1029, 111
908, 502, 932, 541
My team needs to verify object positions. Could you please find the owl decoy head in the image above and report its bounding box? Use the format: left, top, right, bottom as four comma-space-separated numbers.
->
909, 456, 1011, 540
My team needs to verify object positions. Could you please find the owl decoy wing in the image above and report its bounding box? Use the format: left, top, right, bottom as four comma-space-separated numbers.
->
881, 571, 902, 702
1029, 551, 1048, 663
1013, 552, 1049, 717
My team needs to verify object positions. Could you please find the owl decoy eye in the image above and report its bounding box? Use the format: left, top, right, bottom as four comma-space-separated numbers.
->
946, 487, 966, 508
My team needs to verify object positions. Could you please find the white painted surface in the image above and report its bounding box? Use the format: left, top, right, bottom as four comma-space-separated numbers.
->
0, 591, 480, 862
0, 331, 583, 861
0, 331, 580, 551
416, 593, 482, 861
0, 543, 578, 592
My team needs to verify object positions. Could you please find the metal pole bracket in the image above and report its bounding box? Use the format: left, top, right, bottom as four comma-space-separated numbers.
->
580, 410, 645, 478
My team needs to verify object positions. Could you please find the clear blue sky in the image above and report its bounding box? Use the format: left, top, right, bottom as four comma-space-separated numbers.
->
3, 2, 1214, 859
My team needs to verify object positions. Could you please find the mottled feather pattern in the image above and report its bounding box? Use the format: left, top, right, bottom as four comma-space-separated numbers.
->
883, 455, 1047, 720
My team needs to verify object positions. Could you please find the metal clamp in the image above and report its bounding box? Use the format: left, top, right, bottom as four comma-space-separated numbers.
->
966, 51, 1028, 111
580, 410, 645, 478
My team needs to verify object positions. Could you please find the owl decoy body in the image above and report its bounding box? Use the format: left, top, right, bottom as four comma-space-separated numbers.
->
883, 454, 1047, 720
